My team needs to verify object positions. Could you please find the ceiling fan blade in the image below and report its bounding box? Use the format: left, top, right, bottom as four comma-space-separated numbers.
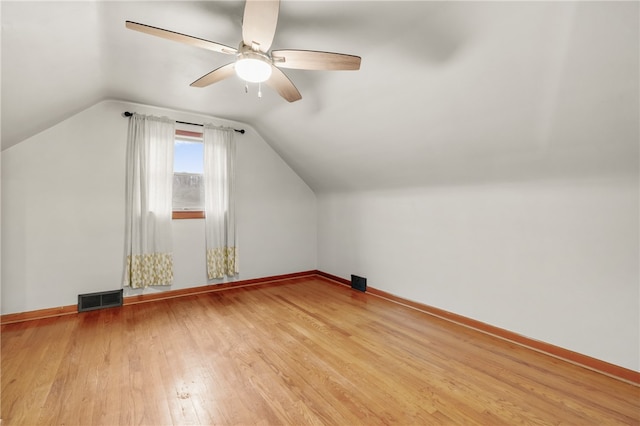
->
265, 66, 302, 102
190, 63, 236, 88
242, 0, 279, 52
272, 50, 361, 70
126, 21, 237, 55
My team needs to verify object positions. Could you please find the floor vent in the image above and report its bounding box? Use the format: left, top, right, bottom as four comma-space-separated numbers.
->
351, 275, 367, 292
78, 289, 123, 313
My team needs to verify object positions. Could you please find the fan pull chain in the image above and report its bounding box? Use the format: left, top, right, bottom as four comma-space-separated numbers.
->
245, 82, 249, 94
258, 82, 262, 99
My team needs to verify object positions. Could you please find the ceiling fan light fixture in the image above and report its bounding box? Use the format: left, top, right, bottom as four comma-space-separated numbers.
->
126, 0, 360, 102
235, 53, 272, 83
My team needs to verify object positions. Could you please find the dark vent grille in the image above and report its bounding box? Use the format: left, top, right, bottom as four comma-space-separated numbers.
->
78, 289, 123, 312
351, 275, 367, 292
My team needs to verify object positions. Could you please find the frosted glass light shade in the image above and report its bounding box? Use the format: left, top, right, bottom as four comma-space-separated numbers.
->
235, 58, 272, 83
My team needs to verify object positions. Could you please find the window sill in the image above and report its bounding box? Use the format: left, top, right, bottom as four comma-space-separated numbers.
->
173, 211, 205, 220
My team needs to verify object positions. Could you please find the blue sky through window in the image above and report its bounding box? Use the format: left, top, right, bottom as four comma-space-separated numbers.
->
174, 140, 203, 174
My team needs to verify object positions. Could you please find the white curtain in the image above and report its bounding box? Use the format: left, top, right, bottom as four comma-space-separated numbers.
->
203, 124, 238, 279
124, 113, 176, 288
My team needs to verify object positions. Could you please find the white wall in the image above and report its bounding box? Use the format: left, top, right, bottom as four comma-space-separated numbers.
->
3, 99, 638, 373
317, 176, 639, 371
0, 151, 2, 311
1, 100, 316, 314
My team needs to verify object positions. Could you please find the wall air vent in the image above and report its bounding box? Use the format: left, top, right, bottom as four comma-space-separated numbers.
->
351, 275, 367, 292
78, 289, 123, 312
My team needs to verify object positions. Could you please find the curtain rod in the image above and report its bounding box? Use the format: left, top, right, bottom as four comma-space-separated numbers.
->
123, 111, 245, 134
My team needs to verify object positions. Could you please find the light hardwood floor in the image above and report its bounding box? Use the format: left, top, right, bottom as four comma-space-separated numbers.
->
2, 277, 639, 425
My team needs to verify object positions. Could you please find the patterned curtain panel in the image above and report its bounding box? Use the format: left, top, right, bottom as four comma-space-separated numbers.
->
124, 113, 176, 288
203, 125, 238, 279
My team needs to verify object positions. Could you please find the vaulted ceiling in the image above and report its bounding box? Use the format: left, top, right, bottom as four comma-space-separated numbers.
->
2, 1, 638, 192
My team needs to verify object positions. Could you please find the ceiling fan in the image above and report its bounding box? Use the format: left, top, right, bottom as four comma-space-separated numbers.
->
125, 0, 361, 102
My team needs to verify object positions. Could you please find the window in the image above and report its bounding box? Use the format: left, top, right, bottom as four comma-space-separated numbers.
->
173, 130, 204, 219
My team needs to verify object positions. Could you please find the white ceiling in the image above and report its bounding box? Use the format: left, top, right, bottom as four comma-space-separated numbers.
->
2, 1, 638, 192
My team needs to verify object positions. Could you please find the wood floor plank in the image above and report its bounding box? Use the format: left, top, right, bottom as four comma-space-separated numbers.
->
2, 277, 639, 425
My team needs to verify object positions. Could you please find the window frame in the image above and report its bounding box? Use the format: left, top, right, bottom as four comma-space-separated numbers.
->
173, 129, 205, 220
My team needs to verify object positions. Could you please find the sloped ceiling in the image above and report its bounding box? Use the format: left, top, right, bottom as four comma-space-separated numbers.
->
2, 1, 638, 192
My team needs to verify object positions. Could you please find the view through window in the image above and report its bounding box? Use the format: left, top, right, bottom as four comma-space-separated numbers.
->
173, 133, 204, 213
